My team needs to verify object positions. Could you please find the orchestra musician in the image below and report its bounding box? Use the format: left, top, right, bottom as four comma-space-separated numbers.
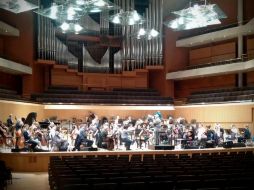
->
73, 124, 93, 151
138, 123, 150, 149
6, 114, 14, 130
100, 122, 114, 150
22, 124, 39, 151
121, 121, 134, 150
0, 121, 9, 146
153, 113, 162, 145
14, 119, 24, 149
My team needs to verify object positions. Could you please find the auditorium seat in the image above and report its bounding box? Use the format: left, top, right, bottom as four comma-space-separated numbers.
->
121, 182, 147, 190
32, 86, 173, 105
61, 184, 89, 190
188, 86, 254, 104
48, 152, 254, 190
93, 183, 118, 190
149, 180, 174, 190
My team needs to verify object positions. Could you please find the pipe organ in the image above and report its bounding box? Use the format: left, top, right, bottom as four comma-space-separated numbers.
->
36, 0, 164, 73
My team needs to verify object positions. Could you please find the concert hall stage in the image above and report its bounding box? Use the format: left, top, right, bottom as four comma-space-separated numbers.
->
1, 147, 254, 172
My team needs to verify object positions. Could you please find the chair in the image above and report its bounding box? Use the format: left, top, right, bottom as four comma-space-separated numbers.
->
175, 179, 201, 190
121, 182, 147, 190
93, 183, 118, 190
61, 184, 89, 190
149, 180, 174, 189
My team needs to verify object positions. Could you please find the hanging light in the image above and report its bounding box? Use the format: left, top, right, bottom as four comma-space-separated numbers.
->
60, 22, 70, 31
134, 27, 160, 40
59, 22, 84, 34
108, 9, 145, 26
35, 0, 119, 22
164, 1, 227, 31
74, 23, 83, 33
0, 0, 38, 13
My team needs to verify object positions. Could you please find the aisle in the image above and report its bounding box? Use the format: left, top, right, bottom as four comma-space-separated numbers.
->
7, 172, 49, 190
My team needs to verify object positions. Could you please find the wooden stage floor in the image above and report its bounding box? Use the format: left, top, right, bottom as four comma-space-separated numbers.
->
1, 146, 254, 172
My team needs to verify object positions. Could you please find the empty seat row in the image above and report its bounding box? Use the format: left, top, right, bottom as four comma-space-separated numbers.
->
36, 97, 173, 104
48, 152, 254, 190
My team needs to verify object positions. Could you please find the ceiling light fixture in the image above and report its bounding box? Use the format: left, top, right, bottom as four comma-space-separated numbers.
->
35, 0, 119, 34
59, 22, 84, 34
0, 0, 38, 13
109, 10, 145, 26
135, 27, 160, 40
164, 0, 227, 31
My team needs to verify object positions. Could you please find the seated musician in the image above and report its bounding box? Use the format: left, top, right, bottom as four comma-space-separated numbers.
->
73, 124, 93, 151
0, 121, 9, 146
121, 122, 134, 150
22, 124, 39, 151
51, 127, 68, 151
243, 125, 251, 140
100, 122, 114, 150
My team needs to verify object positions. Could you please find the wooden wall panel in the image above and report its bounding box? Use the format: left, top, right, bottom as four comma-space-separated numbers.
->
175, 74, 236, 98
189, 42, 236, 66
247, 38, 254, 59
51, 69, 82, 88
106, 75, 122, 89
247, 71, 254, 85
211, 53, 236, 62
190, 47, 211, 60
247, 38, 254, 50
135, 71, 148, 88
149, 70, 174, 97
211, 42, 235, 56
190, 57, 212, 65
0, 11, 34, 66
247, 40, 254, 59
0, 71, 21, 92
0, 10, 47, 97
121, 77, 136, 88
244, 0, 254, 22
51, 68, 148, 90
23, 64, 46, 96
174, 104, 253, 124
0, 100, 44, 122
164, 30, 189, 72
0, 38, 3, 56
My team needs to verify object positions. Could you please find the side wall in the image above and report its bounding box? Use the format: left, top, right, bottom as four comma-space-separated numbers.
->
189, 42, 236, 66
0, 101, 44, 122
174, 74, 236, 98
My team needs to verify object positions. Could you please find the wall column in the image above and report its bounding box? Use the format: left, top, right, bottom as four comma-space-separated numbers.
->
237, 0, 244, 87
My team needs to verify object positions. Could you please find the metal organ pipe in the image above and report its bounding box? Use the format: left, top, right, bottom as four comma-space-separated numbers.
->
159, 0, 163, 65
119, 0, 164, 71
